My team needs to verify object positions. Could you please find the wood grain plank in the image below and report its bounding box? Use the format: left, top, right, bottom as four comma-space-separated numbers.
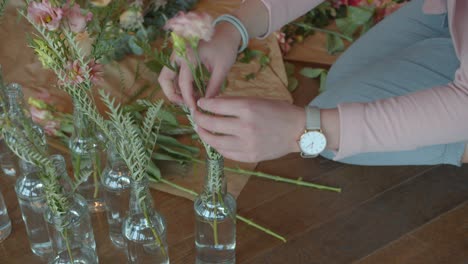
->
246, 164, 468, 264
356, 202, 468, 264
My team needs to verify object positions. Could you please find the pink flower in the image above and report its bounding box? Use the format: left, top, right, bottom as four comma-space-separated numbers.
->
164, 11, 214, 42
63, 3, 92, 33
334, 0, 367, 6
27, 0, 64, 31
30, 106, 49, 123
65, 59, 103, 85
66, 60, 86, 84
275, 32, 292, 56
44, 120, 60, 136
88, 59, 103, 84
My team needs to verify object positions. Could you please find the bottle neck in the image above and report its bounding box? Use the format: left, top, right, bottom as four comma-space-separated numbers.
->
106, 143, 124, 166
6, 85, 27, 122
129, 178, 154, 214
72, 100, 95, 138
19, 160, 39, 176
203, 157, 227, 195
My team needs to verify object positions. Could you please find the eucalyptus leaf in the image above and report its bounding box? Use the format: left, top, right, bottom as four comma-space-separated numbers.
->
300, 68, 325, 79
239, 49, 264, 63
287, 76, 299, 92
245, 73, 256, 81
259, 54, 270, 70
335, 6, 374, 37
159, 145, 195, 160
145, 60, 164, 73
284, 62, 295, 76
158, 109, 179, 126
326, 33, 345, 55
152, 152, 186, 163
157, 134, 199, 154
128, 36, 144, 55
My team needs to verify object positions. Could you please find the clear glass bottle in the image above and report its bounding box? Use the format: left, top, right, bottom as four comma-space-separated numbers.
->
69, 101, 106, 213
101, 141, 132, 248
0, 189, 12, 242
194, 158, 236, 264
15, 160, 53, 257
1, 83, 47, 178
0, 65, 8, 175
45, 155, 99, 264
123, 178, 169, 264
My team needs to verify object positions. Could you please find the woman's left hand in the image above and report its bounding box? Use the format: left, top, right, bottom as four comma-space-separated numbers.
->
193, 97, 306, 163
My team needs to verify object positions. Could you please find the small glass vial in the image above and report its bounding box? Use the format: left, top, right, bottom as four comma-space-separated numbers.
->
194, 158, 236, 264
69, 101, 106, 213
15, 160, 53, 257
45, 155, 98, 264
101, 141, 132, 248
122, 178, 169, 264
0, 189, 12, 242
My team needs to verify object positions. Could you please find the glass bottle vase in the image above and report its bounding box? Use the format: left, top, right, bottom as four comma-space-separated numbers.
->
0, 188, 12, 242
0, 66, 18, 179
101, 141, 132, 248
15, 160, 52, 257
194, 157, 236, 264
1, 83, 47, 178
45, 155, 98, 264
69, 101, 106, 213
122, 178, 169, 264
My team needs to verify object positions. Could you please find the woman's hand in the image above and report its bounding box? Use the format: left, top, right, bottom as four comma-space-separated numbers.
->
158, 23, 241, 110
193, 97, 306, 163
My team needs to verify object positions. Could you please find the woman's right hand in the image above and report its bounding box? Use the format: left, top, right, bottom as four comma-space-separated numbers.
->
158, 22, 242, 110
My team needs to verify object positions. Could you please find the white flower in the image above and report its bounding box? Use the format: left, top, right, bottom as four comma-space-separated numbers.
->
119, 9, 143, 31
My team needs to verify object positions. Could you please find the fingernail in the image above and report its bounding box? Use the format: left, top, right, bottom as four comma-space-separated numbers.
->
197, 99, 202, 108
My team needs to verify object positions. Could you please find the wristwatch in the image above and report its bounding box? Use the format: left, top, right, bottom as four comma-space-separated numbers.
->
298, 106, 327, 158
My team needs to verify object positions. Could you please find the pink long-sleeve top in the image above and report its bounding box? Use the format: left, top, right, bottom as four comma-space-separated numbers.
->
260, 0, 468, 161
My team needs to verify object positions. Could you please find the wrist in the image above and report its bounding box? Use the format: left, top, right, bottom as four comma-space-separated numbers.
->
321, 108, 340, 150
290, 105, 306, 153
214, 21, 242, 52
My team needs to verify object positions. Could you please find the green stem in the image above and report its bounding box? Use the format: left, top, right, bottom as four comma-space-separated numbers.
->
212, 191, 218, 246
301, 25, 354, 42
192, 47, 206, 95
148, 177, 287, 243
92, 152, 101, 199
237, 215, 286, 242
72, 153, 81, 188
142, 200, 168, 258
158, 178, 198, 196
181, 56, 204, 96
190, 159, 341, 192
62, 229, 75, 263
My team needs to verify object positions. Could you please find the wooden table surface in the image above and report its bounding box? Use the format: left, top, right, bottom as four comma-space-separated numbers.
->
1, 64, 468, 264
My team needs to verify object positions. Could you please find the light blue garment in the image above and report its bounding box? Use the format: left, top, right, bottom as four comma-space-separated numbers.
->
310, 0, 465, 166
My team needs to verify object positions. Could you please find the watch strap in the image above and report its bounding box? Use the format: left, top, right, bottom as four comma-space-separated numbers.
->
305, 106, 321, 131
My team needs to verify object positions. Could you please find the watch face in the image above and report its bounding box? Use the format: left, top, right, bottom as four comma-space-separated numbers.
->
299, 131, 327, 156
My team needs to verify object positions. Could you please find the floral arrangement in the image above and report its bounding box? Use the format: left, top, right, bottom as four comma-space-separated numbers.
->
163, 11, 221, 160
82, 0, 199, 61
279, 0, 410, 55
21, 0, 342, 248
